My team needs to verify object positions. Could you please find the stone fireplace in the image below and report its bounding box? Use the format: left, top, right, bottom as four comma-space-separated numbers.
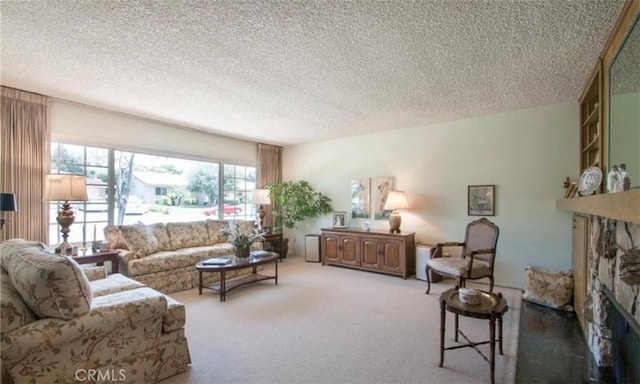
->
585, 217, 640, 381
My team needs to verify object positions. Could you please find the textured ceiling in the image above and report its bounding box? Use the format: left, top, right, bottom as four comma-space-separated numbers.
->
0, 0, 626, 146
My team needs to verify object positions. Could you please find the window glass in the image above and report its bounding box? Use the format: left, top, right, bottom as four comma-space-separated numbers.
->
222, 164, 257, 222
114, 151, 220, 225
49, 143, 109, 246
49, 142, 256, 248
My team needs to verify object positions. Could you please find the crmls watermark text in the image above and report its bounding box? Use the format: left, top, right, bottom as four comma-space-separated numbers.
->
75, 369, 126, 382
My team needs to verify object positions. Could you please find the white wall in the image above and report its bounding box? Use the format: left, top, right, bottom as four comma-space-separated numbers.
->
282, 101, 579, 289
50, 101, 257, 165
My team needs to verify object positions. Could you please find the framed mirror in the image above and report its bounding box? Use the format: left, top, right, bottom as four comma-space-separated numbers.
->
608, 13, 640, 190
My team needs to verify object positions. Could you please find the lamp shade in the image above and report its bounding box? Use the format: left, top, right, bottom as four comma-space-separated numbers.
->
0, 193, 17, 212
383, 191, 409, 210
251, 189, 271, 205
43, 174, 88, 202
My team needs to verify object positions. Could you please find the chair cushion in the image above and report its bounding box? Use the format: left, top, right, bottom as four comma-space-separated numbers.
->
6, 247, 92, 320
523, 266, 573, 311
426, 257, 491, 279
90, 273, 146, 297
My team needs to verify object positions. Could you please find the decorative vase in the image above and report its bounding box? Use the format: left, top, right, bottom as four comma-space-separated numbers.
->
235, 246, 251, 259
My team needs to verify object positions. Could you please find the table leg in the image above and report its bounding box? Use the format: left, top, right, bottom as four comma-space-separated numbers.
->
454, 313, 459, 342
220, 271, 226, 302
439, 299, 445, 367
498, 313, 504, 355
490, 311, 496, 384
275, 257, 278, 284
198, 271, 203, 295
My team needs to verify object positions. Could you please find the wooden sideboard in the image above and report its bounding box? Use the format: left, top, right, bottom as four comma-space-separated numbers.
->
320, 228, 415, 279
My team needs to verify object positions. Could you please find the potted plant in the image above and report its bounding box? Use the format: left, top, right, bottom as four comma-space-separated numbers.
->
220, 222, 264, 258
267, 180, 333, 231
266, 180, 333, 259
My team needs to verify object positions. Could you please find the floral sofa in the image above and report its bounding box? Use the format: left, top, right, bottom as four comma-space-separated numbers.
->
0, 239, 190, 384
104, 220, 260, 294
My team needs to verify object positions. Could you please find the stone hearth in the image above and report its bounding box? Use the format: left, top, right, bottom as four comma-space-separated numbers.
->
585, 217, 640, 367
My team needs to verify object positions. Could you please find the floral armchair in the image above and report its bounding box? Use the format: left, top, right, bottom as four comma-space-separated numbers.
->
0, 239, 190, 383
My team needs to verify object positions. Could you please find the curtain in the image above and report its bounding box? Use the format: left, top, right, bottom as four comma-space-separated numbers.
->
257, 143, 282, 229
1, 87, 50, 242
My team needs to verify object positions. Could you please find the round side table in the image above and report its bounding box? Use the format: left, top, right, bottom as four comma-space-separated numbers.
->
439, 287, 508, 384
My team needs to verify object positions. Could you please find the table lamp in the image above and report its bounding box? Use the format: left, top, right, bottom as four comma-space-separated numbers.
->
0, 193, 17, 230
44, 174, 88, 254
383, 190, 409, 233
251, 189, 271, 231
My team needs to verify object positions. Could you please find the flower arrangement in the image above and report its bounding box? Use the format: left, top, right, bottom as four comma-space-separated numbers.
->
220, 222, 265, 250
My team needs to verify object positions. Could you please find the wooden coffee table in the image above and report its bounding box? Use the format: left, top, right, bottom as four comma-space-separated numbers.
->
196, 252, 278, 302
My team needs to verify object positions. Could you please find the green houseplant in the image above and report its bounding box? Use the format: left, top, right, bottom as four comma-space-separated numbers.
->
220, 222, 264, 258
266, 180, 333, 232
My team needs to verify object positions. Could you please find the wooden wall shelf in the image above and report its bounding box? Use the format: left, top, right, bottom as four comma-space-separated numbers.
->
556, 190, 640, 224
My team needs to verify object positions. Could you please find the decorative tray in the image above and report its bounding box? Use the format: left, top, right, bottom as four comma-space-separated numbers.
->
444, 289, 499, 312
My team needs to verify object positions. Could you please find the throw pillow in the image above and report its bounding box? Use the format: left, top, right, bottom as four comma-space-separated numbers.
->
523, 266, 574, 311
206, 220, 228, 244
119, 223, 158, 258
7, 247, 92, 319
149, 222, 171, 251
103, 225, 128, 250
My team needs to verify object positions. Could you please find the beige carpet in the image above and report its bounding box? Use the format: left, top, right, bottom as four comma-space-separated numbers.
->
161, 256, 522, 384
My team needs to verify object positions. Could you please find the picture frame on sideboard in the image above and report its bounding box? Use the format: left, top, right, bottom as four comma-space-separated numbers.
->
333, 211, 347, 228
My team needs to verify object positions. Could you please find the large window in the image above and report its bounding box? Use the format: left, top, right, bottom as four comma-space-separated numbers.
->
223, 164, 257, 221
49, 142, 256, 247
50, 143, 110, 246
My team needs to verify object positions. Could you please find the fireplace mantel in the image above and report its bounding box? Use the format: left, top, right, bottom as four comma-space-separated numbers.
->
556, 190, 640, 224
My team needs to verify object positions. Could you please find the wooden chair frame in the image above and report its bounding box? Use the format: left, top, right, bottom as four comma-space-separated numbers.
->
425, 218, 499, 294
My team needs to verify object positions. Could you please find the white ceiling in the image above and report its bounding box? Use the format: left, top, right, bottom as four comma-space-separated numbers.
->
0, 0, 626, 146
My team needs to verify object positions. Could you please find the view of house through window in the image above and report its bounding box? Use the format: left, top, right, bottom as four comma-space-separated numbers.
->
49, 143, 257, 248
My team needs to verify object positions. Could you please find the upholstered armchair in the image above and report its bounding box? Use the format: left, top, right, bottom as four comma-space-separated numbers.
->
425, 218, 499, 294
0, 239, 190, 384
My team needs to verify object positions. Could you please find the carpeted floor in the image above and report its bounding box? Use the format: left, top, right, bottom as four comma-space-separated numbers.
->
161, 256, 522, 384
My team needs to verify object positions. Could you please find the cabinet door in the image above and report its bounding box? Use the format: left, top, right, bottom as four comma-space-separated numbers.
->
340, 236, 360, 266
380, 240, 404, 274
361, 238, 380, 269
572, 214, 589, 334
322, 234, 340, 263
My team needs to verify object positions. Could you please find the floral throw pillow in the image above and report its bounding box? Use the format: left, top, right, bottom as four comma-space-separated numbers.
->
523, 266, 574, 311
118, 223, 158, 258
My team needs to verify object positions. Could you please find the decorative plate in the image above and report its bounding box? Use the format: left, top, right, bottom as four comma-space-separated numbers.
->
578, 166, 603, 196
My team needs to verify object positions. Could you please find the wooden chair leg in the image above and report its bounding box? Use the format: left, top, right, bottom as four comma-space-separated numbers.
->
425, 265, 432, 294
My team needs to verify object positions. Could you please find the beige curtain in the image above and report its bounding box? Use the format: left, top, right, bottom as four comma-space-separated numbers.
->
257, 143, 282, 229
1, 87, 50, 242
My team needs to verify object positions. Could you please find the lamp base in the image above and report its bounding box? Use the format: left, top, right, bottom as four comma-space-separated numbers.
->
388, 211, 402, 234
55, 202, 76, 255
55, 241, 73, 255
257, 206, 266, 230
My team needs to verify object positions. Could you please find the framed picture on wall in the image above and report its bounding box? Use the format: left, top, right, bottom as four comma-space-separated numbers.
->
373, 176, 394, 220
468, 185, 495, 216
333, 211, 347, 228
351, 178, 370, 219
